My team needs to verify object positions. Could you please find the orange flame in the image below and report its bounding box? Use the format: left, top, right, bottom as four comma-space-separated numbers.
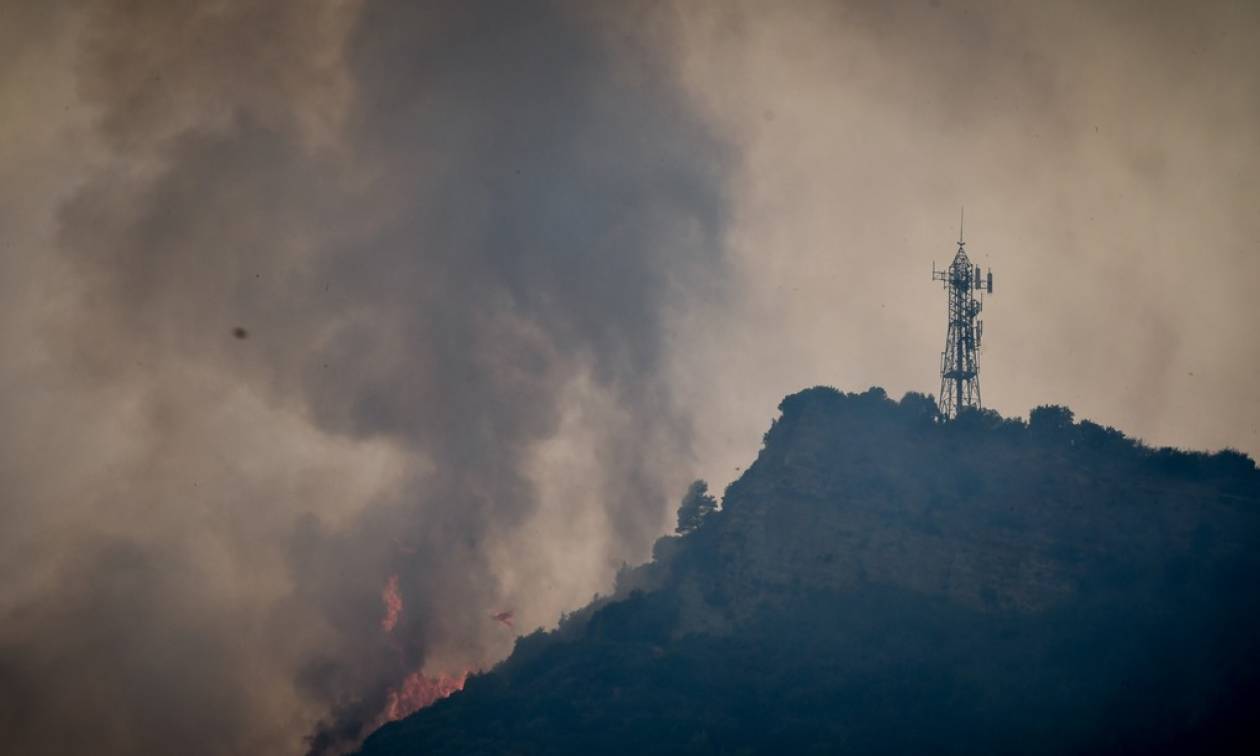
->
381, 670, 467, 723
380, 574, 402, 633
374, 573, 469, 726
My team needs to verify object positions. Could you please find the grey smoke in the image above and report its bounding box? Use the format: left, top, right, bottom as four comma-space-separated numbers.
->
1, 1, 727, 754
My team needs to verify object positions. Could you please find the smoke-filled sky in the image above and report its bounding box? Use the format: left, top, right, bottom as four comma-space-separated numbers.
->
1, 1, 1257, 754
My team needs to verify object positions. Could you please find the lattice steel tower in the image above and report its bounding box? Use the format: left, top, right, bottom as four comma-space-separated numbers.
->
932, 211, 993, 420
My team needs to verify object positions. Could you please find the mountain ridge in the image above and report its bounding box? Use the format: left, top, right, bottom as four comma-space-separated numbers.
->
355, 386, 1260, 755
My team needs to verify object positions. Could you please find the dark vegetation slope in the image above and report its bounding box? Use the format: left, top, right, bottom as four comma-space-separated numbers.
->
356, 387, 1260, 755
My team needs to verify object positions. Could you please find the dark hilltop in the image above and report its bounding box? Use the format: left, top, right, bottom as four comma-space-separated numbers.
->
355, 387, 1260, 755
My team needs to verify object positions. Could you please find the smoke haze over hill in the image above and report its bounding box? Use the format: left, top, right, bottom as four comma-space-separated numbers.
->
2, 2, 727, 753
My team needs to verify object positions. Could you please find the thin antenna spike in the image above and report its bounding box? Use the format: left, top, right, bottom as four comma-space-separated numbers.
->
959, 206, 965, 245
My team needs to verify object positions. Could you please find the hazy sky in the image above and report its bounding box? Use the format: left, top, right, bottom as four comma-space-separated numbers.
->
2, 1, 1257, 754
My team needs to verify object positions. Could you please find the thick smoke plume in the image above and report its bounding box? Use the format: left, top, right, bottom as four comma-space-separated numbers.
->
0, 1, 726, 754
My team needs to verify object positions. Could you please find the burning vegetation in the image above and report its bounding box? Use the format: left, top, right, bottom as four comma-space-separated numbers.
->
380, 671, 468, 725
372, 573, 471, 728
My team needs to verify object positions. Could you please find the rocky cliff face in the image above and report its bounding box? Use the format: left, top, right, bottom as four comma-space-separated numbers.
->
356, 387, 1260, 755
677, 388, 1257, 616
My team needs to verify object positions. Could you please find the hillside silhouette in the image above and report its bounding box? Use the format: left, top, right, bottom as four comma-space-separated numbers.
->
355, 387, 1260, 755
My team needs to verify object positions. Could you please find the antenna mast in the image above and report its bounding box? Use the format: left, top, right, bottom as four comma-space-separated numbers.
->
932, 212, 993, 420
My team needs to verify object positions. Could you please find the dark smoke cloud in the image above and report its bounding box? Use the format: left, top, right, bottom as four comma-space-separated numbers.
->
0, 1, 727, 754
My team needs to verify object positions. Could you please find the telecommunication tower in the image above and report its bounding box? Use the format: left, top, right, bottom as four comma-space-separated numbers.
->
932, 210, 993, 420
